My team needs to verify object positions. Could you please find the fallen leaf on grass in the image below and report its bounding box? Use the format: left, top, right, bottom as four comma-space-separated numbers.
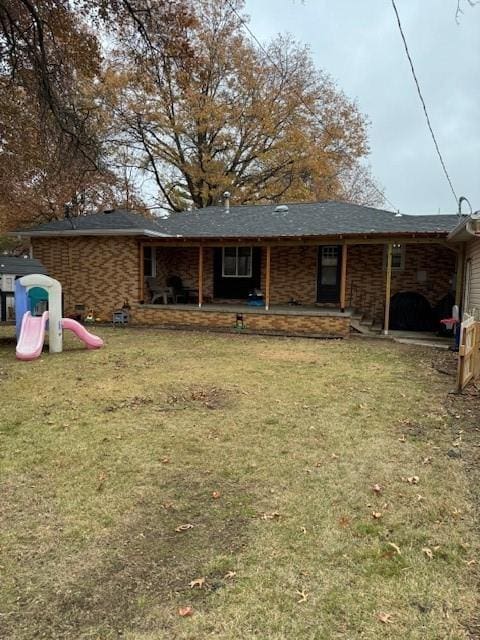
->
189, 577, 206, 589
372, 483, 382, 494
398, 435, 406, 443
422, 457, 432, 465
262, 512, 280, 520
212, 491, 221, 499
422, 547, 434, 560
372, 511, 382, 519
96, 472, 107, 492
404, 476, 419, 484
296, 589, 309, 603
224, 571, 237, 579
175, 523, 194, 532
178, 606, 193, 617
161, 457, 170, 464
377, 612, 394, 624
388, 542, 401, 555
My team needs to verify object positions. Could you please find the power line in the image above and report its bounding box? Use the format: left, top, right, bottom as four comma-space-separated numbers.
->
224, 0, 398, 212
390, 0, 459, 205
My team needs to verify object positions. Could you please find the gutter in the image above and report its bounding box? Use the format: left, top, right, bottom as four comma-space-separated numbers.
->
448, 214, 480, 242
143, 231, 451, 243
9, 229, 452, 243
466, 218, 480, 237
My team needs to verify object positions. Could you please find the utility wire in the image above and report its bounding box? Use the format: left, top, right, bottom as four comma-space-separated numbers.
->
391, 0, 459, 205
224, 0, 398, 212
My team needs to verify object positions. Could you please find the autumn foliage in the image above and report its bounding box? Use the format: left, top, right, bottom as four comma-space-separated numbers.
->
107, 0, 381, 210
0, 0, 383, 232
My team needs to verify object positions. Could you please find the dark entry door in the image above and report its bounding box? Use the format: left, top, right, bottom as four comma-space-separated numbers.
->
317, 245, 342, 303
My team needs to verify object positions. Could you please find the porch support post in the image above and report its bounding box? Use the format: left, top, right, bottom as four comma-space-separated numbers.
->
265, 245, 271, 311
455, 244, 465, 309
139, 242, 145, 302
383, 242, 393, 335
340, 242, 348, 312
198, 245, 204, 308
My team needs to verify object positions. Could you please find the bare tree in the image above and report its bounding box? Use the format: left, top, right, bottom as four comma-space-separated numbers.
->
456, 0, 478, 22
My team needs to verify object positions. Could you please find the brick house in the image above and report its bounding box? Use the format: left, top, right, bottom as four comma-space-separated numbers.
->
12, 201, 461, 337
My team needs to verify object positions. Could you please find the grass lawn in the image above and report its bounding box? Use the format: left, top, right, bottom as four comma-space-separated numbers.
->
0, 326, 478, 639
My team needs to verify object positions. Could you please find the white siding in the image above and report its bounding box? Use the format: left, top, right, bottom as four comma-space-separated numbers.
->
464, 238, 480, 315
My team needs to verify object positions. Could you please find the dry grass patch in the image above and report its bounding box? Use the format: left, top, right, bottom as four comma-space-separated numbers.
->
0, 327, 478, 639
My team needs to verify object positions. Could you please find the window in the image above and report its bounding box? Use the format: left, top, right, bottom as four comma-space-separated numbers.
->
384, 243, 405, 271
222, 247, 252, 277
143, 246, 156, 277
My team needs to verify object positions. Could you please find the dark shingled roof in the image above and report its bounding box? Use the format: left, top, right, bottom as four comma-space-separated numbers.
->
12, 202, 460, 239
14, 209, 166, 236
0, 256, 47, 275
155, 202, 459, 238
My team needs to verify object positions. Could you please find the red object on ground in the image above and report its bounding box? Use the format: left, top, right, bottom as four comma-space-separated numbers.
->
440, 317, 458, 330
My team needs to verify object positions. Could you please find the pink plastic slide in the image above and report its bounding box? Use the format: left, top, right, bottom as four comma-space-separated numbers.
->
16, 312, 104, 360
61, 318, 104, 349
16, 310, 49, 361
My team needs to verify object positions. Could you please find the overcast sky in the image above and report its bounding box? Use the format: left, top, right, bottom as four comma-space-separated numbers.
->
244, 0, 479, 214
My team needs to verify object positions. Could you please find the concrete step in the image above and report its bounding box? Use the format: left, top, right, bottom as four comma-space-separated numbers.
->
360, 315, 374, 326
350, 319, 373, 335
350, 317, 383, 336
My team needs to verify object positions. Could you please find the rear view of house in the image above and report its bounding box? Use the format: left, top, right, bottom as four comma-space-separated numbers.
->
11, 201, 461, 337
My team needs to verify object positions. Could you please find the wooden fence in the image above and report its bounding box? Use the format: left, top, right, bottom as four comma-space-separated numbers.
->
457, 315, 480, 391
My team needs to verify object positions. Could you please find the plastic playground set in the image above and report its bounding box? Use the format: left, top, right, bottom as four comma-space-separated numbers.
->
15, 274, 103, 361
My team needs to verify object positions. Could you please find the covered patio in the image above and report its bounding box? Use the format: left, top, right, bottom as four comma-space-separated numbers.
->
137, 236, 459, 337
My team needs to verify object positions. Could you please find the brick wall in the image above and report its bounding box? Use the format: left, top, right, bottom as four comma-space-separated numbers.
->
268, 246, 317, 304
32, 236, 140, 320
346, 243, 456, 321
131, 305, 350, 337
152, 247, 214, 301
